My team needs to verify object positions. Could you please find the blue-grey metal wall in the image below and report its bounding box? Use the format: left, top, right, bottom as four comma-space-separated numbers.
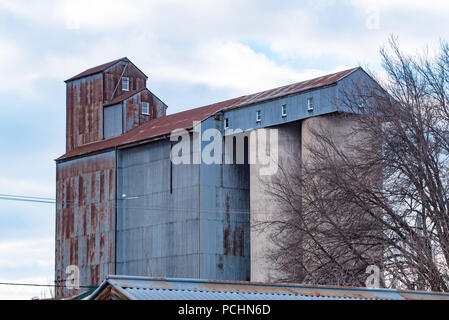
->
116, 139, 201, 278
103, 104, 123, 139
199, 116, 251, 281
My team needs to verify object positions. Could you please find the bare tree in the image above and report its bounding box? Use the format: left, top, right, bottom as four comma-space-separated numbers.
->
263, 37, 449, 291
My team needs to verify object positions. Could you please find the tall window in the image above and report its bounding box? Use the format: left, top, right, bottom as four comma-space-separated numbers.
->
224, 118, 229, 129
142, 102, 150, 115
122, 77, 130, 91
256, 110, 261, 122
307, 97, 314, 111
281, 104, 287, 117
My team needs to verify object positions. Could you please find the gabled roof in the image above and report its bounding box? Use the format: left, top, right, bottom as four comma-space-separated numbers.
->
65, 57, 148, 82
85, 275, 449, 300
57, 67, 359, 161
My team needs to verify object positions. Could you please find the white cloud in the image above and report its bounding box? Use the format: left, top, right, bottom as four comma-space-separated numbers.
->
150, 41, 353, 93
0, 177, 54, 198
349, 0, 449, 11
0, 238, 54, 300
0, 238, 54, 267
0, 276, 55, 300
55, 0, 148, 30
0, 40, 18, 65
1, 0, 448, 96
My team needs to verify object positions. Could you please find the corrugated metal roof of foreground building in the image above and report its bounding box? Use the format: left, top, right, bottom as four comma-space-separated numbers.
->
58, 67, 359, 161
85, 276, 449, 300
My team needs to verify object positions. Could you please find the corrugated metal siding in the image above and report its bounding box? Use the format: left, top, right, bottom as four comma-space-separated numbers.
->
153, 93, 168, 118
123, 90, 155, 133
66, 74, 104, 152
223, 85, 337, 135
199, 117, 250, 281
103, 61, 147, 103
116, 139, 200, 278
65, 59, 150, 153
115, 121, 250, 281
103, 104, 123, 139
55, 151, 116, 298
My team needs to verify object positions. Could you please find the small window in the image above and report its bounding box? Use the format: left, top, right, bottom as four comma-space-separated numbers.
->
256, 110, 261, 122
224, 118, 229, 129
122, 77, 130, 92
281, 104, 287, 117
307, 97, 314, 111
142, 102, 150, 115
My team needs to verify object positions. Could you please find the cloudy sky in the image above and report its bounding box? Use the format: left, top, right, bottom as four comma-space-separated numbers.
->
0, 0, 448, 299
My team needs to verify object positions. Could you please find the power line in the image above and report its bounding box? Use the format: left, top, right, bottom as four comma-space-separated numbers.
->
0, 193, 253, 214
0, 282, 94, 289
0, 194, 55, 201
0, 195, 55, 204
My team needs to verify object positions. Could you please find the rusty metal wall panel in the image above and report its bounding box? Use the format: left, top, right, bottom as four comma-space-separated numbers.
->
153, 92, 168, 118
122, 90, 162, 134
66, 74, 104, 152
66, 61, 149, 153
103, 61, 147, 103
55, 151, 116, 298
123, 94, 141, 133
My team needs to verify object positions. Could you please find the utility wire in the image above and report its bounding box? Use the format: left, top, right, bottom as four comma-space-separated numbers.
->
0, 195, 55, 204
0, 194, 55, 201
0, 282, 94, 289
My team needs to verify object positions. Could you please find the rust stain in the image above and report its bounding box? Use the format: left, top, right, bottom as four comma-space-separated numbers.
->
232, 226, 244, 257
217, 255, 223, 271
91, 265, 100, 286
100, 233, 105, 263
100, 171, 105, 202
223, 195, 231, 256
223, 228, 230, 256
70, 238, 78, 265
91, 204, 98, 232
55, 153, 116, 298
86, 234, 96, 265
225, 195, 230, 223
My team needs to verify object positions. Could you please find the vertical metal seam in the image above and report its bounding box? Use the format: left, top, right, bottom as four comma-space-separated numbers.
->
198, 150, 201, 279
114, 147, 118, 275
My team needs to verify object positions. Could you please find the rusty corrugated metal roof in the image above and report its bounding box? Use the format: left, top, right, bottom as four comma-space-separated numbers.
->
86, 275, 449, 300
57, 67, 359, 161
